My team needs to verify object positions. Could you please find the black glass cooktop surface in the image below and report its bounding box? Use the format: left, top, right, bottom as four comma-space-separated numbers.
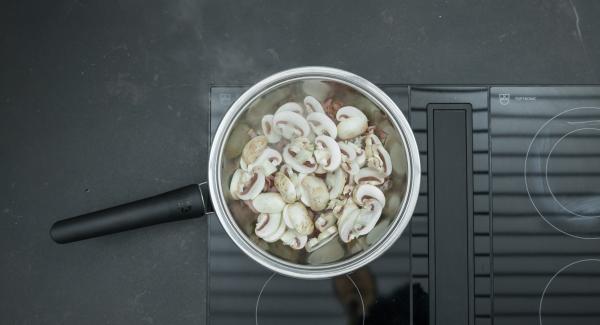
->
490, 87, 600, 325
208, 85, 600, 325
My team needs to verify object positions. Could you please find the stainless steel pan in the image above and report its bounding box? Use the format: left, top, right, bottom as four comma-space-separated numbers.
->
50, 67, 420, 279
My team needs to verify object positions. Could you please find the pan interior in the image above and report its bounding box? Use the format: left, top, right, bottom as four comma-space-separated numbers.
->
219, 78, 409, 267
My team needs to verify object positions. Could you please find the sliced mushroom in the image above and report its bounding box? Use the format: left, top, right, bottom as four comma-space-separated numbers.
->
338, 199, 359, 220
352, 184, 386, 207
229, 169, 243, 200
336, 106, 368, 140
313, 135, 341, 172
353, 201, 384, 236
354, 167, 385, 185
264, 219, 287, 242
326, 168, 346, 199
282, 202, 314, 236
248, 148, 282, 176
364, 133, 388, 173
337, 118, 368, 140
274, 171, 297, 203
275, 102, 304, 115
230, 169, 266, 201
306, 112, 337, 138
338, 142, 359, 175
336, 106, 367, 121
338, 209, 359, 243
280, 230, 308, 250
255, 212, 286, 243
272, 111, 310, 139
314, 165, 328, 174
241, 135, 268, 166
327, 198, 348, 217
282, 140, 317, 174
338, 142, 356, 160
349, 141, 366, 167
303, 96, 325, 114
375, 145, 393, 176
252, 192, 286, 213
299, 175, 330, 211
306, 226, 338, 252
315, 211, 337, 232
261, 115, 282, 143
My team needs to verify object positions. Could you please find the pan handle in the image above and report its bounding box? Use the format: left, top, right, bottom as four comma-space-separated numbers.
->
50, 182, 212, 244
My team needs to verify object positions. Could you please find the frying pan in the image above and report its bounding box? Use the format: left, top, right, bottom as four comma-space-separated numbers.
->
49, 67, 420, 279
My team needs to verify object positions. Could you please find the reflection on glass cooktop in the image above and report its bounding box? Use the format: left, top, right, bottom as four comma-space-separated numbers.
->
208, 85, 600, 325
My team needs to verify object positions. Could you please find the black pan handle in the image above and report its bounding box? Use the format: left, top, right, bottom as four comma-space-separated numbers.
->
50, 182, 212, 244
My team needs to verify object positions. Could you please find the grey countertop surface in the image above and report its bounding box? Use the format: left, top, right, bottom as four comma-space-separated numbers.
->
1, 0, 599, 324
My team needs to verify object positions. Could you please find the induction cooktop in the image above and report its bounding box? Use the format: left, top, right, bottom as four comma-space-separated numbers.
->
208, 86, 600, 325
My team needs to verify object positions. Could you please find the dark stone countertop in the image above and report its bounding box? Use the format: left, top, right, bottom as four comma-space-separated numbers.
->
1, 0, 599, 324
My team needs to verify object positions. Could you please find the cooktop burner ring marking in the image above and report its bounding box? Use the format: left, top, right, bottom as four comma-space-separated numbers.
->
347, 273, 366, 325
545, 127, 600, 219
255, 273, 276, 325
254, 273, 366, 325
525, 106, 600, 240
538, 259, 600, 325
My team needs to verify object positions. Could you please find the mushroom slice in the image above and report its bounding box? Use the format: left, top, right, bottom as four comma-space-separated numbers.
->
306, 226, 338, 252
336, 107, 368, 140
234, 169, 266, 201
314, 165, 328, 174
314, 135, 342, 172
263, 220, 286, 242
275, 102, 304, 115
338, 199, 359, 223
367, 132, 383, 146
375, 145, 393, 176
326, 168, 346, 199
255, 213, 285, 242
338, 142, 359, 175
306, 112, 337, 138
229, 169, 244, 200
241, 135, 268, 166
281, 230, 308, 250
261, 115, 282, 143
338, 209, 360, 243
348, 141, 366, 167
274, 171, 297, 203
304, 96, 325, 114
337, 116, 368, 140
353, 201, 384, 236
272, 111, 310, 139
352, 184, 386, 207
327, 198, 348, 217
336, 106, 368, 122
252, 192, 286, 213
315, 211, 337, 232
354, 167, 386, 185
282, 144, 317, 174
248, 148, 282, 176
338, 141, 357, 160
299, 175, 330, 212
283, 202, 314, 236
338, 141, 355, 159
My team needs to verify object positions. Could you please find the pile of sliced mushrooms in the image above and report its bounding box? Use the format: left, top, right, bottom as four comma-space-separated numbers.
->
229, 95, 392, 253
